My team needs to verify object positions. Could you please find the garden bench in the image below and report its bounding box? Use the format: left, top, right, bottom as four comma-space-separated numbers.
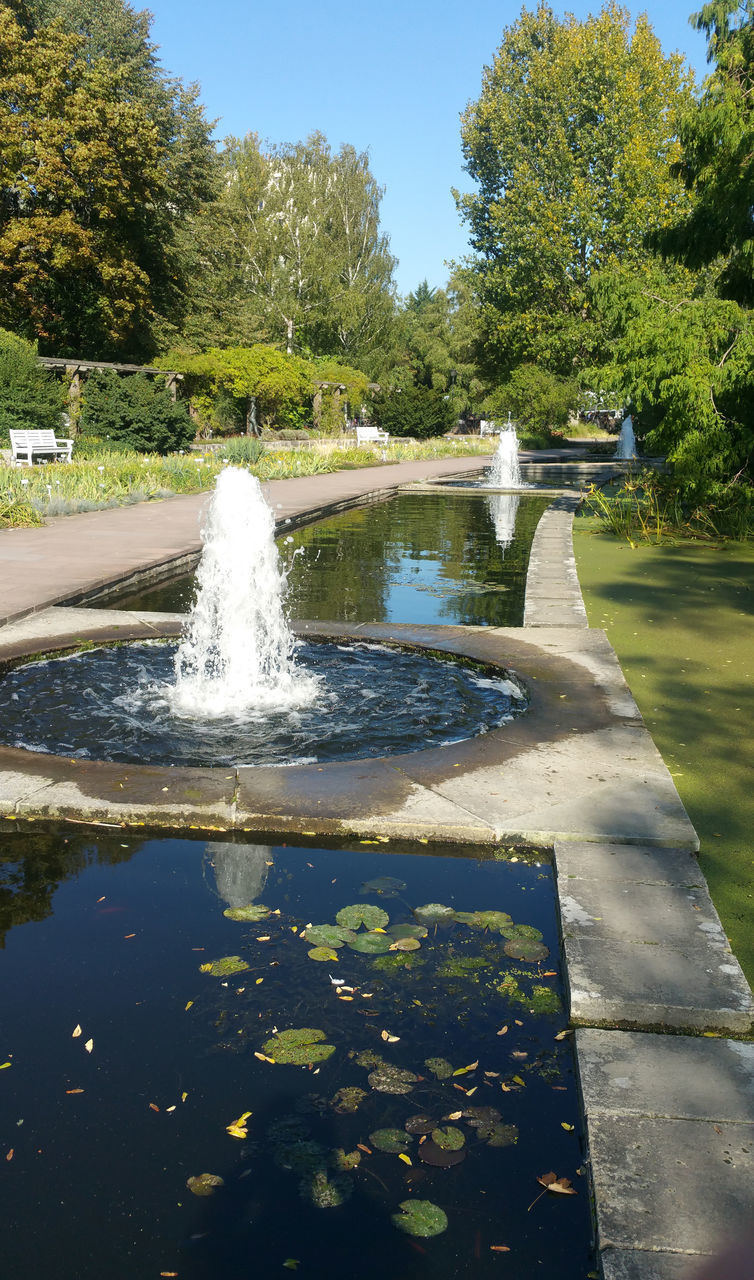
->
479, 420, 498, 437
355, 424, 389, 446
10, 429, 74, 466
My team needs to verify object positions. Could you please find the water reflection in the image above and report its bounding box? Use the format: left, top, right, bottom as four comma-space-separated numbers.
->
206, 841, 271, 907
487, 492, 521, 555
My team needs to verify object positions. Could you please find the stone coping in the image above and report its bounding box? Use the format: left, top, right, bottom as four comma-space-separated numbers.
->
0, 611, 696, 851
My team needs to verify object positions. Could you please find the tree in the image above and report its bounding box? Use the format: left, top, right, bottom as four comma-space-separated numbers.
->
0, 1, 216, 359
78, 369, 195, 453
655, 0, 754, 305
370, 385, 455, 439
456, 2, 694, 378
166, 346, 315, 433
180, 132, 396, 361
485, 365, 579, 435
0, 328, 64, 442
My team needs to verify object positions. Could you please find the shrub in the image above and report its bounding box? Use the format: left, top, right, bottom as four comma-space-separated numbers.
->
79, 370, 195, 454
370, 385, 455, 438
0, 328, 64, 442
485, 365, 579, 435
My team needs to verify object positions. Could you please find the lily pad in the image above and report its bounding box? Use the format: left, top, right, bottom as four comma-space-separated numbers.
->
388, 923, 428, 940
413, 903, 456, 926
424, 1057, 453, 1080
503, 938, 550, 963
453, 909, 512, 931
304, 924, 356, 949
186, 1172, 224, 1197
404, 1113, 436, 1135
301, 1170, 352, 1208
199, 955, 250, 977
391, 1199, 448, 1238
369, 1128, 414, 1154
431, 1126, 465, 1151
329, 1147, 361, 1170
222, 904, 270, 922
460, 1106, 502, 1128
336, 903, 389, 931
262, 1028, 335, 1065
307, 946, 340, 962
360, 876, 407, 897
331, 1087, 367, 1114
348, 931, 392, 954
389, 937, 421, 952
418, 1140, 466, 1168
486, 1123, 519, 1148
500, 923, 543, 941
367, 1064, 418, 1095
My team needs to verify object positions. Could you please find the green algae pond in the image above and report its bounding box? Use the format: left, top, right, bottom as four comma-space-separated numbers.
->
0, 831, 593, 1279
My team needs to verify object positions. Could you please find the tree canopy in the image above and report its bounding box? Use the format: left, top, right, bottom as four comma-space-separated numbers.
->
457, 2, 694, 378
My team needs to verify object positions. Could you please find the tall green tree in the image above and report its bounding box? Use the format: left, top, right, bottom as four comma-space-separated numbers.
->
457, 2, 694, 379
656, 0, 754, 304
0, 0, 216, 358
181, 132, 396, 361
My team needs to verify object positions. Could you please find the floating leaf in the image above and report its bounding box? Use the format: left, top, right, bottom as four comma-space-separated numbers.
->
391, 1199, 448, 1238
223, 904, 270, 922
389, 937, 421, 952
367, 1065, 418, 1095
425, 1057, 453, 1080
329, 1147, 361, 1171
413, 903, 456, 926
348, 931, 392, 954
262, 1028, 335, 1066
486, 1123, 519, 1148
431, 1126, 465, 1151
503, 939, 549, 963
336, 904, 389, 931
199, 956, 250, 977
500, 923, 543, 942
404, 1113, 436, 1135
84, 1039, 94, 1054
380, 1029, 400, 1043
301, 1170, 353, 1208
72, 1025, 82, 1038
360, 876, 406, 897
528, 1172, 578, 1211
307, 946, 340, 962
304, 924, 356, 949
187, 1172, 224, 1197
455, 909, 513, 931
331, 1087, 367, 1114
226, 1110, 252, 1139
388, 923, 427, 941
369, 1128, 414, 1154
419, 1139, 467, 1168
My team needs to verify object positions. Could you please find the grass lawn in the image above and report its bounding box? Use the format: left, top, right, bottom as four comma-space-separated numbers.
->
573, 520, 754, 989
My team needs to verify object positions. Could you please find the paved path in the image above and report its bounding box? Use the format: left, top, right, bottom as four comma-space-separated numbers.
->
0, 455, 486, 626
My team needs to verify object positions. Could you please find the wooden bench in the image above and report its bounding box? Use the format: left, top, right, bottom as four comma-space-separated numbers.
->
10, 429, 74, 466
355, 424, 389, 446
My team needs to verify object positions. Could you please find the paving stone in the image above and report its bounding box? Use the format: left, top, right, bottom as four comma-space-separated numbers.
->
576, 1029, 754, 1122
559, 878, 728, 948
566, 935, 754, 1032
555, 841, 703, 887
600, 1249, 708, 1280
586, 1114, 754, 1254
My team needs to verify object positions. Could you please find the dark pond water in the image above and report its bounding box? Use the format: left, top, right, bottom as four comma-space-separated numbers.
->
0, 641, 526, 767
110, 492, 551, 627
0, 831, 593, 1280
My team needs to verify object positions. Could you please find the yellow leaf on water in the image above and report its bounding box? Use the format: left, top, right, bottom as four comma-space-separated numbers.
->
561, 1122, 575, 1131
512, 1075, 525, 1086
398, 1153, 412, 1165
185, 1001, 193, 1011
84, 1039, 94, 1054
0, 1062, 11, 1070
181, 1092, 188, 1102
255, 978, 264, 985
72, 1025, 82, 1038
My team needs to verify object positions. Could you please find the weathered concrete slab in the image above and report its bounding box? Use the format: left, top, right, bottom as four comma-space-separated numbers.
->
578, 1030, 754, 1275
558, 842, 753, 1032
524, 497, 588, 628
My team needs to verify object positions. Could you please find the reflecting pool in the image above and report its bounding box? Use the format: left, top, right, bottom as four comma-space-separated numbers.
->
0, 831, 593, 1279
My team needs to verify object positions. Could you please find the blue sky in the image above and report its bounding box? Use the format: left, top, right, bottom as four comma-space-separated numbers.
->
147, 0, 711, 297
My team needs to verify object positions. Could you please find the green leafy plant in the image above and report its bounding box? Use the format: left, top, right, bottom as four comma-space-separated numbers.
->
79, 370, 195, 454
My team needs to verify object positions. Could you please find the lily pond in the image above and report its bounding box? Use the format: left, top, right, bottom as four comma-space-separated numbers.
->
0, 831, 594, 1279
108, 490, 551, 627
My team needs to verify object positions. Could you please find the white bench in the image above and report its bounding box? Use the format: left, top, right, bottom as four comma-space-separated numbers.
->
355, 424, 389, 446
10, 429, 74, 466
479, 420, 498, 437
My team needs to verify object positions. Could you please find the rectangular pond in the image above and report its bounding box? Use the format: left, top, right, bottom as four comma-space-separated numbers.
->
108, 491, 551, 628
0, 830, 593, 1279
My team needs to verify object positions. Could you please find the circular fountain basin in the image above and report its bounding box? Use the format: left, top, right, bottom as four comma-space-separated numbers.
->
0, 639, 527, 768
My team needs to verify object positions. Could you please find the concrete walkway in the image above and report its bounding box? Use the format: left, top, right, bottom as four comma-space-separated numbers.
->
0, 456, 752, 1277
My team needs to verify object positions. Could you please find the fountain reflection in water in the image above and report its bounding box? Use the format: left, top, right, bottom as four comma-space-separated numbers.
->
487, 426, 527, 488
169, 467, 319, 718
487, 492, 521, 556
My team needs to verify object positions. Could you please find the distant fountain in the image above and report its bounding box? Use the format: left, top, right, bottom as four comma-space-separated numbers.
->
615, 415, 637, 460
487, 426, 524, 488
169, 467, 319, 718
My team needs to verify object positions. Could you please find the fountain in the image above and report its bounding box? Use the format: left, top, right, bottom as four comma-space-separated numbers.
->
487, 425, 525, 488
0, 467, 529, 766
615, 414, 637, 460
169, 467, 318, 718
